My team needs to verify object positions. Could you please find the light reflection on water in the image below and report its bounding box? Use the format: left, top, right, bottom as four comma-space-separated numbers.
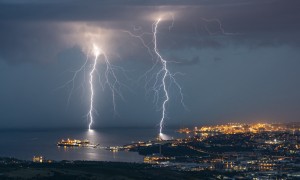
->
0, 127, 187, 162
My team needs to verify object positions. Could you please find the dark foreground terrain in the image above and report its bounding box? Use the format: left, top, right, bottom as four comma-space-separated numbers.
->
0, 158, 234, 180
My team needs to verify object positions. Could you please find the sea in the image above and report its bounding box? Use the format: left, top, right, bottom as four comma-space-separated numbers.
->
0, 128, 188, 162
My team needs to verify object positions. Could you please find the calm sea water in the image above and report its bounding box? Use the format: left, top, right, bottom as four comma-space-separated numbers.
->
0, 128, 186, 162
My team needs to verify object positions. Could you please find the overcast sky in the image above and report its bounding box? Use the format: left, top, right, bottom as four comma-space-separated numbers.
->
0, 0, 300, 129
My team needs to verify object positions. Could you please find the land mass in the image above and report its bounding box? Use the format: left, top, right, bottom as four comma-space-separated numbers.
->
0, 158, 232, 180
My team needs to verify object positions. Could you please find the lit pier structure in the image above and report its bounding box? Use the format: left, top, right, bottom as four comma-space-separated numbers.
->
57, 139, 99, 148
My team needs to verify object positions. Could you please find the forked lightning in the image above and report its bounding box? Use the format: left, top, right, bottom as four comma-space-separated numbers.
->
59, 43, 122, 131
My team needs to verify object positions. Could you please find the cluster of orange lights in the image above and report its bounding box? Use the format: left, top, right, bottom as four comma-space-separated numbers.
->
179, 123, 297, 135
199, 123, 289, 134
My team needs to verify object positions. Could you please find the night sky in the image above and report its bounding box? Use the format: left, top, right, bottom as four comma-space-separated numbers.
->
1, 0, 300, 129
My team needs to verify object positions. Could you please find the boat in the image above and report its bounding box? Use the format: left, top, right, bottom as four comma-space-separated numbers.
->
57, 139, 90, 147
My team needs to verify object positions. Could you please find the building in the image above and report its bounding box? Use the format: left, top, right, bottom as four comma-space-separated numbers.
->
33, 156, 43, 163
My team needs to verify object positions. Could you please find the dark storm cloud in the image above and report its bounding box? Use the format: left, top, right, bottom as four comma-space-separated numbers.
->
1, 0, 300, 64
0, 22, 70, 64
1, 0, 299, 33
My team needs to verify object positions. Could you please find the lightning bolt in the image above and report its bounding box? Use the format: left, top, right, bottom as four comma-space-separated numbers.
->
153, 18, 169, 136
122, 16, 186, 138
58, 43, 124, 131
88, 44, 100, 130
151, 16, 235, 137
152, 18, 186, 138
87, 44, 125, 130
